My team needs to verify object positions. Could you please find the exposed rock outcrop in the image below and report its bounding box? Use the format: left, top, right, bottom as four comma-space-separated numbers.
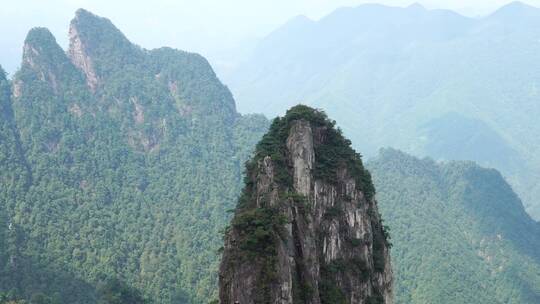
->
219, 105, 393, 304
19, 28, 66, 95
68, 23, 99, 91
67, 9, 142, 91
16, 26, 89, 102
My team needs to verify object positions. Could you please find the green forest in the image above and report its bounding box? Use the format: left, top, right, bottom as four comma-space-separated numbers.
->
0, 10, 269, 304
0, 6, 539, 304
368, 149, 540, 304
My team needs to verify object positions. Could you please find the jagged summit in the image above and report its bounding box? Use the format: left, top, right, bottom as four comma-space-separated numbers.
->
219, 105, 392, 304
70, 8, 132, 45
17, 27, 83, 96
69, 8, 139, 53
13, 8, 237, 121
68, 8, 142, 89
250, 105, 376, 200
23, 27, 56, 46
22, 27, 65, 63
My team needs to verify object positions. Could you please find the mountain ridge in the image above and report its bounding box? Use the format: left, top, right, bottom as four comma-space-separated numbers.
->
0, 9, 270, 303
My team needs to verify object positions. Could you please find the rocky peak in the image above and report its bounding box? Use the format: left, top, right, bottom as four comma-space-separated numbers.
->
22, 28, 62, 68
69, 9, 136, 55
68, 8, 142, 90
19, 27, 72, 95
66, 9, 238, 124
68, 12, 99, 91
219, 105, 393, 304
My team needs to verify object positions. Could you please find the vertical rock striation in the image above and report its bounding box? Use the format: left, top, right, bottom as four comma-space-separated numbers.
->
219, 105, 393, 304
68, 23, 99, 91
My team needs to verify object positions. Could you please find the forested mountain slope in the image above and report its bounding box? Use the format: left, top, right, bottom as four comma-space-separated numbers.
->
368, 149, 540, 304
2, 5, 539, 304
0, 9, 268, 304
225, 1, 540, 220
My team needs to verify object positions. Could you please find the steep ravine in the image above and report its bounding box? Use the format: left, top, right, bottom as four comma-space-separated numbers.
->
219, 105, 393, 304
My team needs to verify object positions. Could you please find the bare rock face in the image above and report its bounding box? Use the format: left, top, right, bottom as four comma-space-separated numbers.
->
66, 8, 139, 92
287, 119, 314, 196
68, 24, 99, 91
219, 105, 393, 304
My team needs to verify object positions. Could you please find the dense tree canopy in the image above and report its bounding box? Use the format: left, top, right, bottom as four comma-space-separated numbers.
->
368, 149, 540, 304
0, 9, 269, 304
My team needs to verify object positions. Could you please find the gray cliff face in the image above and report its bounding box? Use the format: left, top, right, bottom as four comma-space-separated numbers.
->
68, 24, 99, 91
219, 107, 393, 304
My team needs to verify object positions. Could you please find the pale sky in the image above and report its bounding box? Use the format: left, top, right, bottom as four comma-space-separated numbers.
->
1, 0, 540, 75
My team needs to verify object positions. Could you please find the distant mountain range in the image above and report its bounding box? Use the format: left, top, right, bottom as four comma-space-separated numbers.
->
224, 1, 540, 220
